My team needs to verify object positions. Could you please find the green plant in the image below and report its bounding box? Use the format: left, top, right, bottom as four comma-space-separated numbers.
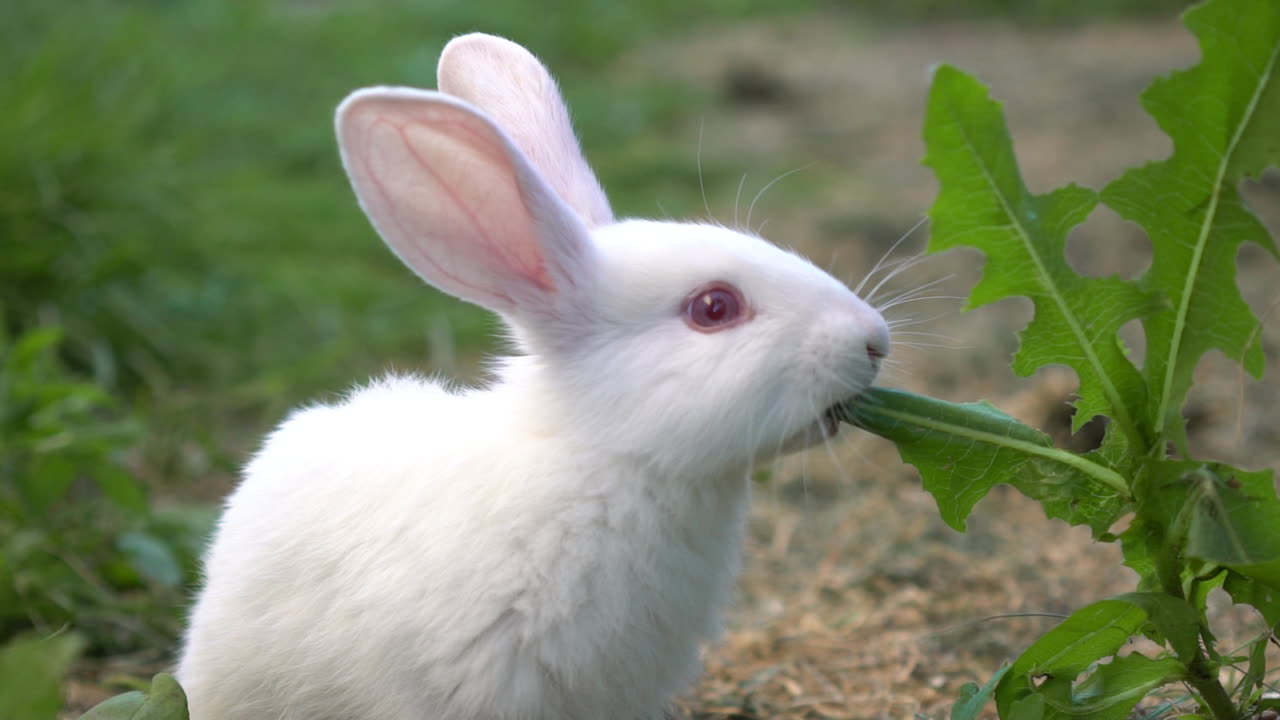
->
840, 0, 1279, 717
0, 632, 84, 720
80, 673, 189, 720
0, 325, 211, 656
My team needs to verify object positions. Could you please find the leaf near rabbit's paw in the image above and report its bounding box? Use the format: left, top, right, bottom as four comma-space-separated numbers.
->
82, 673, 189, 720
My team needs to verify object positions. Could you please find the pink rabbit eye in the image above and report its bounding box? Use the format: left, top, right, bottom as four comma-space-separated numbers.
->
684, 283, 746, 332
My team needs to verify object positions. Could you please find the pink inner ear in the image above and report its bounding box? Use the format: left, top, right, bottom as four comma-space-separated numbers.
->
350, 101, 559, 312
436, 35, 614, 229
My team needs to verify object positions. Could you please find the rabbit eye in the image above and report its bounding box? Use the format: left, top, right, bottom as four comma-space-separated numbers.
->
684, 283, 746, 332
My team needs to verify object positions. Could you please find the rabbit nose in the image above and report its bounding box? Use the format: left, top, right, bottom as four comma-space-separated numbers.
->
843, 292, 890, 363
866, 323, 890, 362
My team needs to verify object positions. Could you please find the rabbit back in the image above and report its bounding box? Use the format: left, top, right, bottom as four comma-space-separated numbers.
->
178, 374, 751, 720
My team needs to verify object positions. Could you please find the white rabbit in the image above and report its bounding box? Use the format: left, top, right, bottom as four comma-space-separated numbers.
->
177, 32, 888, 720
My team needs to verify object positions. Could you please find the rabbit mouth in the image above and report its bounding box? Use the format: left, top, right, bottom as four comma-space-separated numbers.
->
775, 406, 842, 457
771, 396, 862, 458
820, 406, 841, 438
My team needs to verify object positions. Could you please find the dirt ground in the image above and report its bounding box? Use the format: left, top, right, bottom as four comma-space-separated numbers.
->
629, 12, 1280, 720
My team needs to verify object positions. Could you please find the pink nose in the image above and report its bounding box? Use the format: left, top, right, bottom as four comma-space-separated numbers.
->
839, 288, 891, 363
863, 314, 891, 363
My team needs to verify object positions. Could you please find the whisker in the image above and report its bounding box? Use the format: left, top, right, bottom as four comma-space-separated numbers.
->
889, 330, 958, 340
877, 295, 966, 312
892, 341, 966, 350
697, 119, 712, 222
863, 252, 934, 302
872, 273, 956, 309
817, 400, 854, 494
746, 163, 814, 232
853, 215, 929, 296
767, 454, 785, 516
798, 405, 813, 511
734, 173, 748, 230
857, 253, 923, 297
828, 376, 882, 403
851, 385, 890, 404
886, 312, 952, 329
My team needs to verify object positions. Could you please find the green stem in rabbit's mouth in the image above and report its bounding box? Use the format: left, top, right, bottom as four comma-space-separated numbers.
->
833, 386, 1132, 528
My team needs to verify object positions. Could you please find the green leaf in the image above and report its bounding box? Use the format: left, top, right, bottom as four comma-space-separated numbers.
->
1110, 592, 1199, 663
7, 326, 64, 370
17, 454, 79, 516
1223, 570, 1279, 629
1146, 462, 1280, 590
1100, 0, 1280, 447
923, 64, 1162, 445
1238, 634, 1269, 707
995, 597, 1188, 718
1117, 516, 1159, 592
838, 387, 1129, 534
996, 599, 1143, 716
96, 464, 150, 516
1045, 654, 1186, 720
1008, 694, 1046, 720
117, 531, 184, 587
0, 632, 85, 720
1185, 466, 1280, 590
952, 663, 1012, 720
81, 692, 147, 720
1014, 600, 1145, 678
82, 673, 189, 720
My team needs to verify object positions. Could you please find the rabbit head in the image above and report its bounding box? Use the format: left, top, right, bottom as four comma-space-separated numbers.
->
336, 33, 888, 479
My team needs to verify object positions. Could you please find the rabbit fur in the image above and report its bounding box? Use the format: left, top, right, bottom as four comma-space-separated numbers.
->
177, 32, 889, 720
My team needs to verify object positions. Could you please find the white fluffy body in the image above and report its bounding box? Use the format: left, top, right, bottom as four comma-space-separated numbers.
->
178, 34, 888, 720
178, 373, 749, 719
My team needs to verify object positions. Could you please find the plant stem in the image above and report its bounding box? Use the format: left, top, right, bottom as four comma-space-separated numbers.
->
1186, 653, 1239, 720
846, 397, 1132, 498
1153, 531, 1238, 720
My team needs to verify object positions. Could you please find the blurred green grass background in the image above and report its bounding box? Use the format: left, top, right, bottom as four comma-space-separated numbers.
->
0, 0, 1184, 711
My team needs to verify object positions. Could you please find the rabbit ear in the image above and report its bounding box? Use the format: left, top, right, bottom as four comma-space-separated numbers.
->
436, 33, 614, 228
336, 88, 597, 320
